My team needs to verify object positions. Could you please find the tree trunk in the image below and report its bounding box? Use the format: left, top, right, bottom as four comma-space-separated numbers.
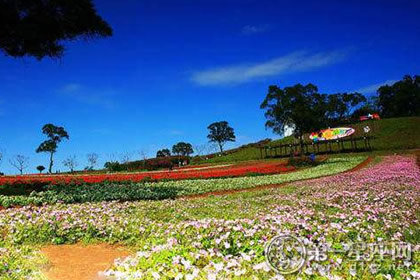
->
218, 142, 223, 153
49, 152, 54, 173
299, 135, 304, 156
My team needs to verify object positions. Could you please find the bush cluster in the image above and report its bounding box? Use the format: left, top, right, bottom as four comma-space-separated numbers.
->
104, 156, 190, 172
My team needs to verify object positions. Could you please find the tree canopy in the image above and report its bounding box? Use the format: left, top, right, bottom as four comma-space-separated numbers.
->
36, 165, 46, 173
0, 0, 112, 59
260, 83, 366, 141
377, 75, 420, 118
156, 149, 171, 158
207, 121, 236, 153
172, 142, 194, 156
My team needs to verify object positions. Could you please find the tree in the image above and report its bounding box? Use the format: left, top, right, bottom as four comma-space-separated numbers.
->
351, 96, 380, 120
63, 155, 78, 173
104, 161, 122, 172
139, 150, 148, 161
205, 143, 219, 155
36, 124, 69, 173
261, 84, 325, 141
326, 92, 366, 123
0, 0, 112, 59
172, 142, 194, 156
207, 121, 236, 153
138, 150, 148, 168
120, 152, 132, 164
86, 153, 99, 169
36, 165, 46, 173
377, 75, 420, 118
260, 83, 366, 151
9, 154, 29, 175
193, 144, 207, 156
156, 149, 171, 157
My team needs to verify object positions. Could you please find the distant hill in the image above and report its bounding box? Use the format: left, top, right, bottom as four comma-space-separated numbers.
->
193, 117, 420, 164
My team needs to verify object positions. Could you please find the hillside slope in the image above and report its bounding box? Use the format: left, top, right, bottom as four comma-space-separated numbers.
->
195, 117, 420, 163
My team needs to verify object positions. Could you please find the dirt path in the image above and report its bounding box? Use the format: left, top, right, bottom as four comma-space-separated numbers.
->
41, 244, 131, 280
180, 156, 374, 200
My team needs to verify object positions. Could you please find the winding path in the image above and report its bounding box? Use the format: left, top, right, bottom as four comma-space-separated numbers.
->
41, 244, 131, 280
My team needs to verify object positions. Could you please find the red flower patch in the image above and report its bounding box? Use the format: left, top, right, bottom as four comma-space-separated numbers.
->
0, 161, 295, 185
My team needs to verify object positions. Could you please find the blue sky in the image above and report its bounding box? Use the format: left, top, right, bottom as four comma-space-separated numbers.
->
0, 0, 419, 174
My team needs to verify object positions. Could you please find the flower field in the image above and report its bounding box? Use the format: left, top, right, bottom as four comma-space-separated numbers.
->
0, 157, 362, 207
0, 155, 418, 279
0, 161, 294, 185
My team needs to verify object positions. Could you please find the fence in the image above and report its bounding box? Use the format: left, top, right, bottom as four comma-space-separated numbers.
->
259, 136, 373, 158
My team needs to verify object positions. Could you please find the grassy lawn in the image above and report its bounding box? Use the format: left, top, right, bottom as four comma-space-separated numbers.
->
197, 117, 420, 164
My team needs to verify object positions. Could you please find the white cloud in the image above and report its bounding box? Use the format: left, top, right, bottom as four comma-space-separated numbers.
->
169, 130, 183, 136
61, 83, 82, 92
191, 50, 348, 86
241, 24, 269, 35
354, 80, 397, 94
58, 83, 117, 109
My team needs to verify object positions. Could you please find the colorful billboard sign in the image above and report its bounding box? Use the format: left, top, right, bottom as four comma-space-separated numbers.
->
309, 127, 355, 142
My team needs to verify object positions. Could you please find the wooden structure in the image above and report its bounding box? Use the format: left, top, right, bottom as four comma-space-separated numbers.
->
259, 136, 373, 159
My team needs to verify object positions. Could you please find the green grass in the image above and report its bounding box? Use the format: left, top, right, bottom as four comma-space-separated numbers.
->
197, 117, 420, 164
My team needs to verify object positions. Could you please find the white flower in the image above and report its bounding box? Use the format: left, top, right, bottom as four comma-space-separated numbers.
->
185, 274, 195, 280
214, 262, 224, 271
207, 272, 217, 280
240, 252, 252, 262
152, 271, 161, 279
410, 271, 420, 278
234, 269, 246, 276
349, 267, 356, 277
270, 275, 285, 280
253, 262, 270, 271
181, 259, 192, 270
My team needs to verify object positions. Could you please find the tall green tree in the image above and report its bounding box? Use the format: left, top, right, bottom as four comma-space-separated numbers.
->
172, 142, 194, 156
207, 121, 236, 153
0, 0, 112, 59
36, 124, 69, 173
377, 75, 420, 118
261, 84, 326, 141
